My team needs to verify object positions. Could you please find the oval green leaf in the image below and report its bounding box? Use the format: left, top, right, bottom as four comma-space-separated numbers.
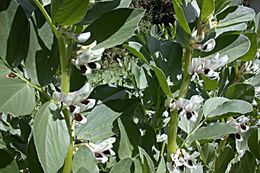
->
72, 146, 98, 173
109, 158, 133, 173
225, 83, 255, 103
33, 102, 70, 173
76, 104, 121, 142
84, 8, 145, 49
51, 0, 89, 25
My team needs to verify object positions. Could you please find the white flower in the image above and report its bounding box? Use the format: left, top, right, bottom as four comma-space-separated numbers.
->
167, 149, 200, 173
156, 134, 168, 142
188, 53, 228, 80
227, 115, 249, 142
202, 53, 228, 79
85, 137, 116, 163
74, 41, 104, 75
175, 95, 203, 122
201, 38, 216, 52
66, 32, 91, 43
52, 83, 96, 119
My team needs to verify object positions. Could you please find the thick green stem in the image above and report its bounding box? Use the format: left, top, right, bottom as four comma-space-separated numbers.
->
57, 36, 73, 173
167, 46, 192, 162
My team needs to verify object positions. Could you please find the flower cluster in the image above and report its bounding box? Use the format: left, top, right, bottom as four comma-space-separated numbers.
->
73, 41, 104, 75
227, 115, 249, 142
167, 149, 200, 173
188, 53, 228, 80
53, 83, 95, 122
163, 95, 203, 122
85, 137, 116, 163
66, 31, 104, 75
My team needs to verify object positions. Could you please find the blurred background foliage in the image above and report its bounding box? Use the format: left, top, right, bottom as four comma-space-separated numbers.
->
91, 0, 175, 86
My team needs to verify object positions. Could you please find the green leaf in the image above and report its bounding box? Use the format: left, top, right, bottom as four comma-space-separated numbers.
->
225, 84, 255, 103
76, 104, 121, 142
118, 118, 141, 159
240, 151, 256, 173
0, 149, 13, 168
217, 6, 255, 28
0, 0, 30, 68
187, 123, 237, 144
239, 32, 258, 61
156, 157, 166, 173
248, 128, 260, 160
0, 160, 19, 173
214, 0, 231, 14
201, 74, 218, 90
151, 65, 173, 98
25, 19, 60, 86
200, 143, 215, 165
201, 0, 214, 19
85, 8, 145, 49
203, 34, 250, 64
0, 60, 11, 78
109, 158, 133, 173
90, 85, 126, 102
72, 146, 98, 173
0, 78, 35, 115
157, 41, 183, 84
172, 0, 191, 34
138, 147, 155, 173
79, 0, 131, 24
203, 97, 253, 120
215, 23, 247, 37
215, 146, 234, 173
70, 66, 86, 92
248, 72, 260, 86
51, 0, 89, 25
131, 61, 147, 89
124, 44, 149, 64
27, 137, 44, 173
16, 0, 37, 18
33, 102, 70, 173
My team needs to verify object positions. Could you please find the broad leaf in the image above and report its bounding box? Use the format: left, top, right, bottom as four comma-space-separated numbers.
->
215, 146, 234, 173
124, 44, 149, 64
0, 78, 35, 115
202, 34, 250, 64
172, 0, 191, 34
203, 97, 253, 120
248, 128, 260, 160
225, 84, 255, 103
16, 0, 37, 18
240, 151, 256, 173
25, 19, 60, 86
0, 0, 30, 68
118, 118, 141, 159
201, 0, 214, 19
109, 158, 133, 173
33, 102, 70, 173
0, 149, 13, 168
214, 0, 231, 14
72, 146, 98, 173
151, 65, 173, 98
76, 104, 121, 142
215, 23, 247, 37
201, 74, 218, 90
0, 60, 11, 78
84, 8, 145, 49
217, 6, 255, 28
200, 143, 215, 165
79, 0, 132, 24
51, 0, 89, 25
27, 138, 44, 173
239, 32, 258, 61
187, 123, 237, 144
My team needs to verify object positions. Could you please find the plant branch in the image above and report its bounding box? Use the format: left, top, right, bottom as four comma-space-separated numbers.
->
32, 0, 58, 37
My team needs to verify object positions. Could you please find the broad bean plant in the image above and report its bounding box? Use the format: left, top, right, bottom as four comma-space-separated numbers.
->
0, 0, 260, 173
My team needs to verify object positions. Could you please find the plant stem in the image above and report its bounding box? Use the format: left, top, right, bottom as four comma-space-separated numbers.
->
57, 36, 73, 173
167, 46, 192, 162
32, 0, 58, 37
